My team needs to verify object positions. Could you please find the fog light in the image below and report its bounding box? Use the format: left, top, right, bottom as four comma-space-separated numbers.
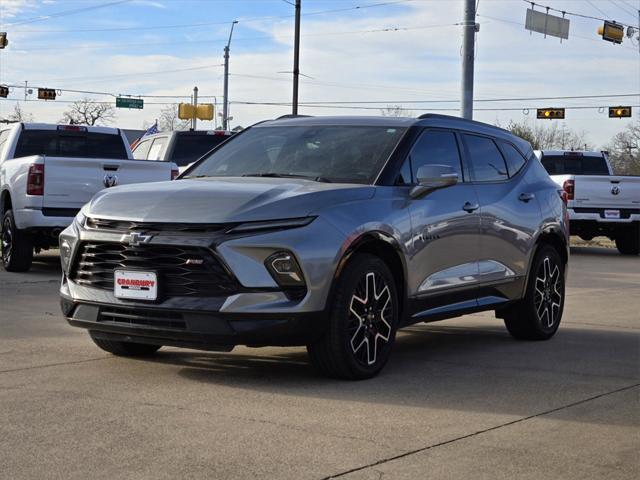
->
265, 251, 305, 287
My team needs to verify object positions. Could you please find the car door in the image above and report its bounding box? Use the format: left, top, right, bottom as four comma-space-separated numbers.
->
404, 129, 482, 314
461, 134, 540, 301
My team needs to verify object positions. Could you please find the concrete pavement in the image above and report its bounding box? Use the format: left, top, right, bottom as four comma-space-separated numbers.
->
0, 246, 638, 479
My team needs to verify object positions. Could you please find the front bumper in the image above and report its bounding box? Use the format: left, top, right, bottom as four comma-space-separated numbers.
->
61, 296, 326, 348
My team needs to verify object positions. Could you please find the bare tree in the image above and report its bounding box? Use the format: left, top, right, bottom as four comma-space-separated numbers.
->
380, 105, 414, 118
502, 120, 593, 151
158, 104, 189, 131
1, 103, 34, 123
604, 121, 640, 175
60, 98, 116, 126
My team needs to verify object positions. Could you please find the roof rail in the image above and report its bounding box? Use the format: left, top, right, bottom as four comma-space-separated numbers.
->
275, 114, 313, 120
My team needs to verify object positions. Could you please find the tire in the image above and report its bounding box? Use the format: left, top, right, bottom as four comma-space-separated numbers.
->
89, 332, 161, 357
503, 245, 565, 340
1, 209, 33, 272
307, 253, 399, 380
615, 227, 640, 255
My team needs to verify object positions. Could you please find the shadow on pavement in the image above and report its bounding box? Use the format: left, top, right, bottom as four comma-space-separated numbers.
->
137, 322, 639, 425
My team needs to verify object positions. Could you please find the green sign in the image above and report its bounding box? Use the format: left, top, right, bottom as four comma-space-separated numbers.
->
116, 97, 143, 109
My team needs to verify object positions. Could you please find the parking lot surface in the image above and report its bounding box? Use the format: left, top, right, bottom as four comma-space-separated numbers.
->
1, 246, 638, 479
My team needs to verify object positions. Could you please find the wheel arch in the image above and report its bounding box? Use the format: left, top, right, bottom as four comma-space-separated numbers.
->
330, 231, 408, 320
523, 227, 568, 295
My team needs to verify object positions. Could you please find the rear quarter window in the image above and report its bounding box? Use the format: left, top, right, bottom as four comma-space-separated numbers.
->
499, 142, 527, 177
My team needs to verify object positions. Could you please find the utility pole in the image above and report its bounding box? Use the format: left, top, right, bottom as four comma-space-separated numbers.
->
222, 20, 238, 131
460, 0, 477, 120
292, 0, 301, 115
192, 86, 198, 130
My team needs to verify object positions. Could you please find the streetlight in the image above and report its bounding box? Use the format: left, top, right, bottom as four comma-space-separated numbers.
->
222, 20, 238, 131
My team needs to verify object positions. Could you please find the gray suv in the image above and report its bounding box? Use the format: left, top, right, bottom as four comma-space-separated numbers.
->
59, 115, 569, 379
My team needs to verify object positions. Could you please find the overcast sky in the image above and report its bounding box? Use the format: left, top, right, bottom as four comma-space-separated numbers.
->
0, 0, 638, 147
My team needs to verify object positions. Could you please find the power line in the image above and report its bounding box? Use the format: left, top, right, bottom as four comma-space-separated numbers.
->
608, 0, 639, 19
8, 0, 415, 33
2, 0, 132, 27
10, 23, 461, 53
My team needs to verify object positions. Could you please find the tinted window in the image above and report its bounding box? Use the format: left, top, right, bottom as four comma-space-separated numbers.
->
188, 126, 407, 184
464, 134, 508, 182
132, 139, 152, 160
500, 142, 527, 177
171, 135, 230, 167
14, 130, 126, 159
409, 130, 462, 180
540, 154, 609, 175
147, 137, 167, 161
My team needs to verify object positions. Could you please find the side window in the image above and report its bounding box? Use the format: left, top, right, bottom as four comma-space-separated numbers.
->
396, 158, 412, 185
500, 142, 527, 177
132, 139, 151, 160
463, 134, 508, 182
409, 130, 463, 181
147, 137, 167, 161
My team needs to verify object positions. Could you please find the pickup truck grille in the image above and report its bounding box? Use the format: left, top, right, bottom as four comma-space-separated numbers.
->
85, 217, 230, 234
70, 242, 239, 298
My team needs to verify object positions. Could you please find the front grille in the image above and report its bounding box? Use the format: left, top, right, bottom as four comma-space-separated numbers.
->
98, 306, 186, 330
85, 217, 230, 233
71, 242, 239, 297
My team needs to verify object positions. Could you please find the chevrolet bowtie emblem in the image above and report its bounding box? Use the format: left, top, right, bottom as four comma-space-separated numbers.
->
122, 232, 153, 246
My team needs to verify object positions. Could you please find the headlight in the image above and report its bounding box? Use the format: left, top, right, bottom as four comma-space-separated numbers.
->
226, 217, 315, 234
265, 251, 305, 287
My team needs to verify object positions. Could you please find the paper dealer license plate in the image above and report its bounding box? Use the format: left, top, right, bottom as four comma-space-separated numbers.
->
114, 270, 158, 300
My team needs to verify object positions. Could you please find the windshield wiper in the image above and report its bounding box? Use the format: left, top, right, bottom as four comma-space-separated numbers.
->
241, 173, 332, 183
182, 174, 210, 179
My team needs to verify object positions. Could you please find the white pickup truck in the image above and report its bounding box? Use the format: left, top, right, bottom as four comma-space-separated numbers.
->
537, 150, 640, 255
0, 123, 178, 271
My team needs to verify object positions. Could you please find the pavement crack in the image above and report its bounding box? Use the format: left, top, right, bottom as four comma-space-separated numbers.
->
0, 357, 110, 374
323, 382, 640, 479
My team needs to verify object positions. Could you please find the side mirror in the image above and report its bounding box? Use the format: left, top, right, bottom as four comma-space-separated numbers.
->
410, 164, 459, 199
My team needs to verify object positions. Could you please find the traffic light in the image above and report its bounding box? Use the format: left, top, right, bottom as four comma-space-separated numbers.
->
598, 21, 624, 44
609, 106, 632, 118
196, 104, 214, 121
0, 85, 8, 98
178, 103, 196, 120
37, 88, 56, 100
537, 108, 565, 120
0, 32, 7, 49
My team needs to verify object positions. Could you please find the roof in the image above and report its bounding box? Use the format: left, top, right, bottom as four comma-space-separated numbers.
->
260, 114, 531, 153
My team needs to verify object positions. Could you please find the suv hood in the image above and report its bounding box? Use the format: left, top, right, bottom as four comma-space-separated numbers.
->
87, 177, 374, 223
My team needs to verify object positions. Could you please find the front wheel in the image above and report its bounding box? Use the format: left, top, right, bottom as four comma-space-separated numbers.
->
89, 332, 161, 357
307, 254, 399, 380
1, 209, 33, 272
503, 245, 565, 340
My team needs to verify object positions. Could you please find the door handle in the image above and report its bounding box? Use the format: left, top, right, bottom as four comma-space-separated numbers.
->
462, 202, 479, 213
518, 192, 535, 202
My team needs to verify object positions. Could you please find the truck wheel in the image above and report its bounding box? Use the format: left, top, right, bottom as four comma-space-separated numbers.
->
307, 254, 398, 380
615, 227, 639, 255
1, 209, 34, 272
89, 332, 161, 357
503, 245, 565, 340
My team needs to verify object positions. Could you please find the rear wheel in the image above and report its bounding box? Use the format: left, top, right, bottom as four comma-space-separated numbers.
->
615, 226, 639, 255
1, 209, 33, 272
307, 254, 398, 380
89, 332, 161, 357
503, 245, 565, 340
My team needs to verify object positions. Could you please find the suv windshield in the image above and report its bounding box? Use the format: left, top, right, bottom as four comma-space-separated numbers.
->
186, 125, 407, 184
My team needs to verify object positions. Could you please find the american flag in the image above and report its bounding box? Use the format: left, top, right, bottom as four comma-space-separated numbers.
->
143, 121, 159, 137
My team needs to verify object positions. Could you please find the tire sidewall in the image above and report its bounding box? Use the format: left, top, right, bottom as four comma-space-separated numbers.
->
526, 246, 565, 337
332, 254, 399, 379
